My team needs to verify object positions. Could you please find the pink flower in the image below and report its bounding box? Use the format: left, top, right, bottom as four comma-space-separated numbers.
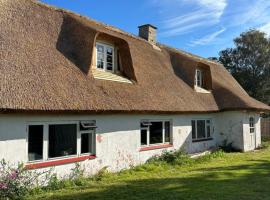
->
0, 183, 8, 190
9, 171, 18, 180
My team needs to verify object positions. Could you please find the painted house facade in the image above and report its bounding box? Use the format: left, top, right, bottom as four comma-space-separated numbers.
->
0, 0, 269, 176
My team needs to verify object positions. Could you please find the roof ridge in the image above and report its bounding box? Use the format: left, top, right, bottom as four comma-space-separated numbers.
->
34, 0, 223, 63
33, 0, 152, 45
158, 43, 222, 66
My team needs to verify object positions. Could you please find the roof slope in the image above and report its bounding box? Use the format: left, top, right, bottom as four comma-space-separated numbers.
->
0, 0, 269, 114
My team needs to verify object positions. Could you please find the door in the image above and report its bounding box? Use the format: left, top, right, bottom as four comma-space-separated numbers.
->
249, 116, 256, 150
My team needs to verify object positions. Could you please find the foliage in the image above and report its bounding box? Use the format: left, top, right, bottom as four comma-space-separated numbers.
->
29, 144, 270, 200
147, 149, 225, 166
0, 160, 41, 200
44, 163, 87, 191
147, 149, 194, 166
212, 30, 270, 105
92, 166, 110, 181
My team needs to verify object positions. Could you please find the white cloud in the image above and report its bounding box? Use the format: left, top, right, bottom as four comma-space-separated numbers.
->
259, 22, 270, 36
157, 0, 227, 37
224, 0, 270, 27
189, 28, 226, 46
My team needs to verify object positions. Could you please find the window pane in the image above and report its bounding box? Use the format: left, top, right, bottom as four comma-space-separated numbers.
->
28, 125, 43, 161
192, 120, 196, 139
107, 55, 113, 63
107, 48, 113, 55
207, 125, 211, 138
165, 121, 171, 143
197, 120, 206, 139
97, 45, 104, 53
81, 133, 94, 154
97, 60, 104, 69
141, 129, 147, 145
49, 124, 77, 158
149, 122, 163, 144
107, 62, 113, 71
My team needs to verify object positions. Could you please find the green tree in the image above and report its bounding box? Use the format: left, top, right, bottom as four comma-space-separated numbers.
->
213, 30, 270, 105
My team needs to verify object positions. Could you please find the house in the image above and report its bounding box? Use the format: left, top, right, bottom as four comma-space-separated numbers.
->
0, 0, 270, 176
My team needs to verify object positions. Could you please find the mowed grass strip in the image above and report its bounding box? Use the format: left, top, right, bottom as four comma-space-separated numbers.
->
29, 146, 270, 200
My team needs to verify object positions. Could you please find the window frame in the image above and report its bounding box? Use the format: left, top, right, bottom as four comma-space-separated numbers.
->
140, 120, 172, 147
195, 69, 203, 88
27, 124, 44, 163
26, 121, 96, 163
191, 119, 213, 142
96, 42, 115, 72
249, 117, 255, 134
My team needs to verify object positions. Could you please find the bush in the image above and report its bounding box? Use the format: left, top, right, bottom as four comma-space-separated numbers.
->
44, 163, 87, 191
147, 149, 194, 166
147, 149, 225, 167
0, 160, 41, 200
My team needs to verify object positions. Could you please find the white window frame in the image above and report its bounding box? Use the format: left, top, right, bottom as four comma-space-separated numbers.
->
96, 42, 115, 72
191, 119, 212, 142
249, 117, 255, 133
26, 121, 96, 163
140, 120, 172, 147
195, 69, 203, 87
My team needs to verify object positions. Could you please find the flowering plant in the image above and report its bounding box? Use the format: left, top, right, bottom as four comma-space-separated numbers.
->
0, 160, 40, 200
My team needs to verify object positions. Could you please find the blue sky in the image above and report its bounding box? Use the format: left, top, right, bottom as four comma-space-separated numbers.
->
41, 0, 270, 58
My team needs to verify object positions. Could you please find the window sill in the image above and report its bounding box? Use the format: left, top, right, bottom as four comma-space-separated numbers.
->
192, 138, 213, 143
26, 155, 96, 169
139, 144, 173, 152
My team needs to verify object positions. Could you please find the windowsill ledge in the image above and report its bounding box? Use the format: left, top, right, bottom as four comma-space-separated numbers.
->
26, 155, 96, 169
139, 144, 173, 152
192, 138, 213, 143
194, 86, 211, 93
92, 69, 133, 84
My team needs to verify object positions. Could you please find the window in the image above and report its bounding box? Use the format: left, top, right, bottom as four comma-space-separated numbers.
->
28, 125, 43, 161
27, 121, 96, 162
96, 42, 114, 72
49, 124, 77, 158
195, 69, 203, 87
80, 121, 96, 155
249, 117, 255, 133
140, 120, 172, 146
192, 119, 212, 141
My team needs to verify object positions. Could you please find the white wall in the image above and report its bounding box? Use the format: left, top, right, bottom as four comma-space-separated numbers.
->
0, 111, 261, 177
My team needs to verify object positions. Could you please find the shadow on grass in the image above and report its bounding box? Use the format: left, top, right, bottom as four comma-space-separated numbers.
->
37, 160, 270, 200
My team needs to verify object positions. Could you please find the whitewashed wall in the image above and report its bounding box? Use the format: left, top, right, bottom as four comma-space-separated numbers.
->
0, 111, 261, 177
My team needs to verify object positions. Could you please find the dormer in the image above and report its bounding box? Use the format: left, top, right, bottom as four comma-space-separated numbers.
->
194, 63, 212, 93
91, 33, 135, 84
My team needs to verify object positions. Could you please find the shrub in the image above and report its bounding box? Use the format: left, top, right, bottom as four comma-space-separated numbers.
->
147, 149, 194, 166
92, 166, 109, 181
147, 149, 225, 167
0, 160, 41, 200
44, 163, 87, 191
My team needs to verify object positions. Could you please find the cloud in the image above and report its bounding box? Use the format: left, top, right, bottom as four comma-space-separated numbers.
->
259, 22, 270, 36
223, 0, 270, 27
156, 0, 227, 37
189, 28, 226, 46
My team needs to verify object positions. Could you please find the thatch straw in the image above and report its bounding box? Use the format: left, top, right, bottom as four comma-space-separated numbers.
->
0, 0, 269, 114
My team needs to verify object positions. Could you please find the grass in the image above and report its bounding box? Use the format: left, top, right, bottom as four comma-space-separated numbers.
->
29, 145, 270, 200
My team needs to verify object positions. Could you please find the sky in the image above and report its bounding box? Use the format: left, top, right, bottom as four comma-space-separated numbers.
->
41, 0, 270, 58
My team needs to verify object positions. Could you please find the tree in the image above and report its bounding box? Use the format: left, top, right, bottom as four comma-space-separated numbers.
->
213, 30, 270, 105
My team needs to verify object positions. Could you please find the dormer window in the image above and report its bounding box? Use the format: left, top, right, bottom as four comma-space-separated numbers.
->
195, 69, 203, 88
96, 42, 114, 72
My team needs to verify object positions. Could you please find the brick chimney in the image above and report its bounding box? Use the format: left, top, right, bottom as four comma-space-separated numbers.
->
138, 24, 157, 45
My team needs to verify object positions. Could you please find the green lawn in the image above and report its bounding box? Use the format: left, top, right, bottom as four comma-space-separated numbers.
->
30, 147, 270, 200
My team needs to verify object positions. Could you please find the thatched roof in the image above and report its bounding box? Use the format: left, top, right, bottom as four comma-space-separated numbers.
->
0, 0, 269, 114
